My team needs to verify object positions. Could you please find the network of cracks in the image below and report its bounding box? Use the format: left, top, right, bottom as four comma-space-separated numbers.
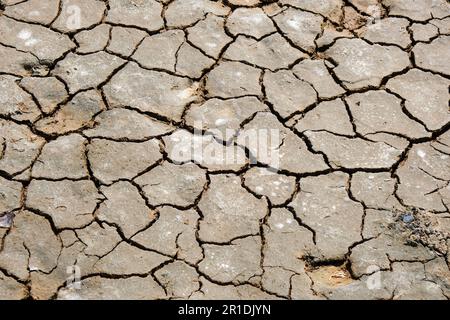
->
0, 0, 449, 299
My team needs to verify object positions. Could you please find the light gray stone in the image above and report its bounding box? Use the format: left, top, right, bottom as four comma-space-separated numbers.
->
175, 42, 215, 78
273, 8, 323, 52
165, 0, 230, 28
52, 0, 106, 32
0, 16, 75, 61
87, 139, 162, 184
386, 69, 450, 131
104, 63, 199, 122
58, 275, 166, 299
325, 38, 410, 90
263, 208, 315, 272
95, 242, 169, 275
163, 130, 248, 172
4, 0, 59, 24
75, 24, 110, 54
294, 99, 353, 135
106, 0, 163, 32
107, 26, 147, 57
396, 143, 450, 211
84, 108, 173, 140
76, 222, 121, 257
53, 52, 125, 93
97, 181, 157, 239
264, 70, 317, 118
290, 173, 364, 259
26, 180, 102, 229
205, 61, 262, 98
411, 23, 439, 42
155, 261, 200, 298
239, 112, 329, 173
350, 172, 402, 210
0, 120, 45, 176
135, 162, 207, 207
358, 18, 411, 48
35, 90, 105, 135
227, 8, 276, 40
0, 177, 22, 215
199, 236, 263, 284
198, 174, 268, 243
190, 277, 276, 299
383, 0, 450, 21
19, 77, 67, 114
0, 75, 41, 122
305, 131, 405, 169
346, 90, 430, 139
32, 134, 88, 179
293, 60, 345, 99
132, 31, 184, 72
187, 14, 232, 59
133, 206, 202, 264
224, 34, 307, 70
413, 36, 450, 76
280, 0, 344, 23
244, 168, 296, 205
185, 97, 266, 140
350, 237, 434, 277
0, 45, 40, 77
0, 271, 28, 300
0, 211, 61, 278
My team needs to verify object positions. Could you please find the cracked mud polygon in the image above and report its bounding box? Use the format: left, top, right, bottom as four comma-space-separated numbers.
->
0, 0, 449, 300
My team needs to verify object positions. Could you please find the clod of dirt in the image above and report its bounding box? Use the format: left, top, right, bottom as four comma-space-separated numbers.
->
308, 266, 353, 287
22, 62, 50, 76
391, 208, 449, 255
0, 212, 14, 228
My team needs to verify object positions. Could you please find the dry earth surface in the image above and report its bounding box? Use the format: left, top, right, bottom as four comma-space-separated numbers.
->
0, 0, 450, 300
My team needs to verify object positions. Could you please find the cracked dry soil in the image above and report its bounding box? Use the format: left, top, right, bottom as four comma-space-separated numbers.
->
0, 0, 450, 300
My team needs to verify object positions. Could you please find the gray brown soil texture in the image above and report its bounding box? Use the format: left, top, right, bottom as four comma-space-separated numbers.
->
0, 0, 450, 300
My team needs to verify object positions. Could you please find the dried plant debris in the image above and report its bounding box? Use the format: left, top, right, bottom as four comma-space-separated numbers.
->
392, 208, 449, 256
